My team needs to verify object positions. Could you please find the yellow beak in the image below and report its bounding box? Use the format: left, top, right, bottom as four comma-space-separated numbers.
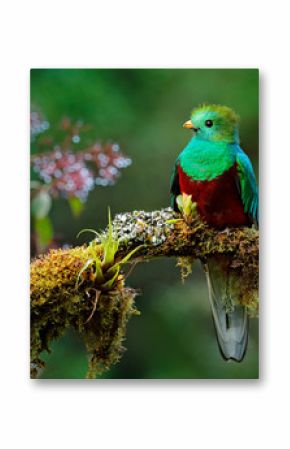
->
183, 120, 194, 129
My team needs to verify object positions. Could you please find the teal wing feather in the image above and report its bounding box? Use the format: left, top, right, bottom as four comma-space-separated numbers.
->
235, 148, 259, 225
170, 159, 180, 210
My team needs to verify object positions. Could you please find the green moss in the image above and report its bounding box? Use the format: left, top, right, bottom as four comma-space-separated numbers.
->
31, 242, 139, 378
176, 256, 194, 282
84, 287, 139, 379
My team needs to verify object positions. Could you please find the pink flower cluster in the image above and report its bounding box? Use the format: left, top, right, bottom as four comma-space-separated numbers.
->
84, 142, 131, 187
31, 112, 132, 201
32, 143, 131, 201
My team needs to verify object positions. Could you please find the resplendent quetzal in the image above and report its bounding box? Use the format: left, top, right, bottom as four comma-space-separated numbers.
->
170, 104, 258, 362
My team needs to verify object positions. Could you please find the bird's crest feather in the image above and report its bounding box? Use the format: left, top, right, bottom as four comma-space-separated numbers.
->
191, 103, 240, 125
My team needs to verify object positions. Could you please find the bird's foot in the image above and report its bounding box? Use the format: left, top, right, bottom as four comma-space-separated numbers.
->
219, 227, 230, 236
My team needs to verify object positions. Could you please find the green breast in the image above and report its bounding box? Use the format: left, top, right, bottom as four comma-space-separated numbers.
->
179, 138, 236, 181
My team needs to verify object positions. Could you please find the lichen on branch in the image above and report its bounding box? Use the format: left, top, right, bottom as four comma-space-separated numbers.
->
30, 206, 259, 378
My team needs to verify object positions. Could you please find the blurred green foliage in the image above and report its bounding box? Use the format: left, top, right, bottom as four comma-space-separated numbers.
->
31, 69, 259, 379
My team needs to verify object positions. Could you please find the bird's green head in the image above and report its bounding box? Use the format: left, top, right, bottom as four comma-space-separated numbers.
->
183, 104, 240, 143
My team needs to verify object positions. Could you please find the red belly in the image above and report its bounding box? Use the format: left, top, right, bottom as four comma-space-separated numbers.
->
177, 163, 251, 229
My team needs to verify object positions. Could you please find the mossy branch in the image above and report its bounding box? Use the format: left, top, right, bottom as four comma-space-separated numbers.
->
30, 206, 259, 378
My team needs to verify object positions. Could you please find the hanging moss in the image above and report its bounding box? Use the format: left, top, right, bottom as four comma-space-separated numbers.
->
84, 287, 139, 379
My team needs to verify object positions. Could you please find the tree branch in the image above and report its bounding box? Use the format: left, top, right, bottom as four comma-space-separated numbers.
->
30, 207, 259, 378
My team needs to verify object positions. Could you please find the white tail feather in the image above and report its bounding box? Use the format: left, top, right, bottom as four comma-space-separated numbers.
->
204, 257, 248, 362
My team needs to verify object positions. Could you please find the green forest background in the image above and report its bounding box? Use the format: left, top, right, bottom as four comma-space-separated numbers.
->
31, 68, 259, 379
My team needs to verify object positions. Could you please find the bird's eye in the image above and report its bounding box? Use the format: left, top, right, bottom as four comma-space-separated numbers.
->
205, 119, 213, 128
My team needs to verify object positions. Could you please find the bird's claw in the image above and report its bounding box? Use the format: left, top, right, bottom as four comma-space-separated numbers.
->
219, 227, 230, 236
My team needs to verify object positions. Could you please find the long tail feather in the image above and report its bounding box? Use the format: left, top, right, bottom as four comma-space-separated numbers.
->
204, 256, 249, 362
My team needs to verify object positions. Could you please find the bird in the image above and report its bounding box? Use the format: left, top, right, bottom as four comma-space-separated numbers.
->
170, 104, 258, 362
